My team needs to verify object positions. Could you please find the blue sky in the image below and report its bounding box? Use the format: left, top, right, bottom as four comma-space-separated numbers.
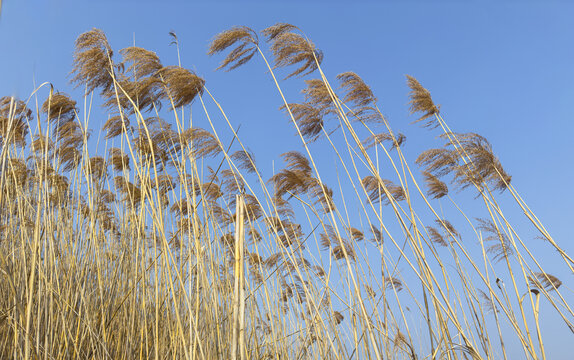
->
1, 0, 573, 358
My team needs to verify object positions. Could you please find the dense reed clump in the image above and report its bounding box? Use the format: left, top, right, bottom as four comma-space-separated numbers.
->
0, 25, 571, 360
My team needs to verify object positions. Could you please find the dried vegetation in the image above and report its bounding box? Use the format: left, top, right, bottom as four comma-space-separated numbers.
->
0, 25, 570, 360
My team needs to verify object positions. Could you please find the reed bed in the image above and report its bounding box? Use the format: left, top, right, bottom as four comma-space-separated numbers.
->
0, 24, 571, 359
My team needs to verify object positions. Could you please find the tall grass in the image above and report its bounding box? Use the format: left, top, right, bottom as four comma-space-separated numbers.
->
0, 24, 571, 359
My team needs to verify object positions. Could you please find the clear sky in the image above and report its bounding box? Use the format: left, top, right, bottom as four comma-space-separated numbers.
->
1, 0, 573, 358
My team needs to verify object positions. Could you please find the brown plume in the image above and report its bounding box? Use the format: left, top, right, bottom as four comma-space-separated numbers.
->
269, 169, 311, 199
208, 26, 258, 71
120, 46, 162, 78
260, 23, 297, 41
108, 147, 130, 171
231, 149, 257, 174
103, 115, 130, 139
422, 171, 448, 199
188, 128, 222, 158
114, 175, 142, 207
302, 79, 333, 112
87, 156, 107, 179
445, 132, 511, 192
271, 195, 294, 220
41, 92, 77, 131
363, 132, 406, 151
361, 175, 405, 205
281, 79, 335, 141
528, 272, 562, 291
262, 23, 323, 79
103, 76, 162, 115
170, 198, 192, 218
319, 225, 339, 250
58, 146, 82, 172
31, 134, 55, 156
406, 75, 440, 128
349, 227, 364, 242
435, 219, 460, 241
369, 224, 384, 245
282, 103, 323, 142
384, 276, 403, 291
0, 96, 31, 147
71, 28, 116, 95
220, 169, 245, 196
282, 151, 312, 176
157, 66, 205, 108
269, 151, 314, 199
416, 148, 458, 177
194, 182, 223, 201
476, 218, 514, 263
427, 226, 448, 247
243, 194, 263, 220
337, 72, 376, 107
152, 174, 176, 193
333, 311, 344, 325
332, 240, 356, 261
309, 179, 335, 214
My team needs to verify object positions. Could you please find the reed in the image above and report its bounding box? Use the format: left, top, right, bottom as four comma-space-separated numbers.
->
0, 24, 570, 359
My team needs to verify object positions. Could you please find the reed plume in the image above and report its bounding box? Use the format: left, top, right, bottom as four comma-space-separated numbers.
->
362, 175, 405, 205
0, 96, 31, 147
406, 75, 440, 128
427, 226, 448, 247
120, 46, 163, 78
188, 127, 222, 158
71, 28, 115, 94
363, 132, 406, 151
422, 171, 448, 199
103, 115, 130, 139
309, 179, 335, 213
230, 149, 257, 174
529, 273, 562, 291
108, 147, 130, 171
476, 218, 514, 263
262, 23, 323, 79
283, 102, 323, 141
337, 71, 377, 108
157, 66, 205, 108
208, 26, 258, 71
41, 92, 77, 132
446, 132, 512, 191
369, 224, 384, 245
435, 218, 460, 240
416, 148, 458, 178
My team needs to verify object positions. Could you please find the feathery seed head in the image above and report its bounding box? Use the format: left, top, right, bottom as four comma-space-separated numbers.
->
231, 149, 257, 174
283, 103, 324, 142
41, 92, 77, 129
422, 171, 448, 199
263, 24, 323, 79
477, 218, 514, 263
157, 66, 205, 108
108, 147, 130, 171
529, 272, 562, 291
87, 156, 107, 179
0, 96, 31, 147
103, 115, 130, 139
427, 226, 448, 247
337, 72, 377, 107
71, 28, 115, 95
406, 75, 440, 128
120, 46, 163, 79
208, 26, 258, 71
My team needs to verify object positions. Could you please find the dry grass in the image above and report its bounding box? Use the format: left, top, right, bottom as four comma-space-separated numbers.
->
0, 25, 572, 360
